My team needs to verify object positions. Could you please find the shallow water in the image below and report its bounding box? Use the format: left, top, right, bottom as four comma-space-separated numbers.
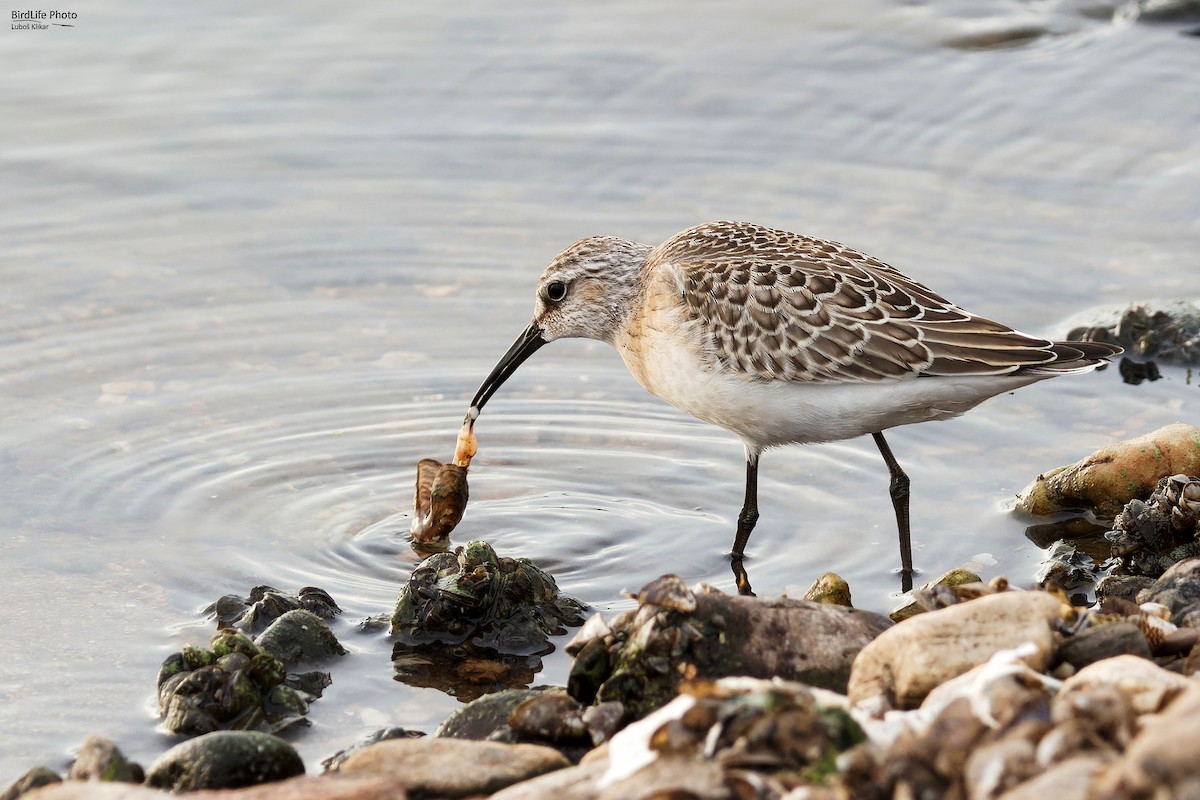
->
2, 0, 1199, 782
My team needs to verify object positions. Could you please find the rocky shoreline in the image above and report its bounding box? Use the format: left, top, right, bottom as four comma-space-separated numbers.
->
6, 423, 1200, 800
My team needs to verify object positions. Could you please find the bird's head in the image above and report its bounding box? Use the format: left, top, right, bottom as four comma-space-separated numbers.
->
468, 234, 652, 415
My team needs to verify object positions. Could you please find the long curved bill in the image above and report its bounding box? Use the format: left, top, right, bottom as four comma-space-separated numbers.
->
467, 321, 547, 418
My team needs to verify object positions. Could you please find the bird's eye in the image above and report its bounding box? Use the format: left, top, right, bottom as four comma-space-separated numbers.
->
546, 281, 567, 302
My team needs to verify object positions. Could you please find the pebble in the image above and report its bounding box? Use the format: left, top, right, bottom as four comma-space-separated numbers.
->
1054, 654, 1195, 716
849, 590, 1065, 711
334, 737, 570, 797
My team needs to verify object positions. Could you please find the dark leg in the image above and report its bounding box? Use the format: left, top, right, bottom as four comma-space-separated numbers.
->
730, 451, 759, 596
872, 432, 914, 592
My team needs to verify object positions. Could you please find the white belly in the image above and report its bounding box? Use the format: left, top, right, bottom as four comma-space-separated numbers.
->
614, 321, 1048, 451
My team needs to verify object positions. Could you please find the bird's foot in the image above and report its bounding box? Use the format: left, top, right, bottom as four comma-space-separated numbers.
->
730, 554, 755, 597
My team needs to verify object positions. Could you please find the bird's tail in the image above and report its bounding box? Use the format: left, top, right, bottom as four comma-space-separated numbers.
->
1025, 341, 1124, 375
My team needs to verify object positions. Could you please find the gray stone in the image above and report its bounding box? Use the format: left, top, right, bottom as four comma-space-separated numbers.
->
1, 767, 61, 800
1056, 621, 1151, 669
68, 735, 143, 783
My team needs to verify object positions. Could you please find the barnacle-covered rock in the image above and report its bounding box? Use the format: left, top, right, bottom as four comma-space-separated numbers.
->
1016, 425, 1200, 519
256, 609, 347, 668
1066, 299, 1200, 365
888, 568, 989, 622
205, 585, 342, 634
1108, 475, 1200, 578
157, 599, 343, 737
391, 540, 586, 699
1131, 556, 1200, 628
491, 678, 864, 799
566, 574, 891, 721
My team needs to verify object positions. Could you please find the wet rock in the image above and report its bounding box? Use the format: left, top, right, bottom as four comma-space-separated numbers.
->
436, 688, 558, 741
206, 586, 342, 634
802, 571, 852, 607
996, 755, 1107, 800
1109, 477, 1200, 579
256, 609, 346, 668
1055, 654, 1193, 716
1096, 686, 1200, 799
67, 735, 143, 783
1016, 424, 1200, 519
567, 575, 891, 720
435, 688, 602, 762
391, 540, 585, 699
508, 692, 589, 744
334, 737, 569, 797
1036, 540, 1097, 592
156, 628, 319, 736
1, 767, 60, 800
849, 590, 1066, 712
1066, 298, 1200, 365
392, 540, 585, 649
144, 730, 304, 791
888, 568, 986, 622
320, 727, 425, 772
1055, 620, 1151, 670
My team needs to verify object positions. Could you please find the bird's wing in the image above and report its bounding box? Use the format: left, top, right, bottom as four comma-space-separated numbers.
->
656, 221, 1060, 383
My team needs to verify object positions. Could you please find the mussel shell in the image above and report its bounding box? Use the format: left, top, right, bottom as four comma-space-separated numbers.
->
411, 458, 469, 544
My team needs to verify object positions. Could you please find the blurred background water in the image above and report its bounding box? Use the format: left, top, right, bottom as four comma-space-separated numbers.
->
1, 0, 1198, 782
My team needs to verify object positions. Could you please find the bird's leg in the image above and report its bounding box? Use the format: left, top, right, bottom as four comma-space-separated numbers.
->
872, 431, 914, 592
730, 450, 760, 596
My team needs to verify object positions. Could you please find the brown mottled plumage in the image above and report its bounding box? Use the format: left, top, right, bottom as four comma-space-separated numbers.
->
469, 221, 1122, 593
